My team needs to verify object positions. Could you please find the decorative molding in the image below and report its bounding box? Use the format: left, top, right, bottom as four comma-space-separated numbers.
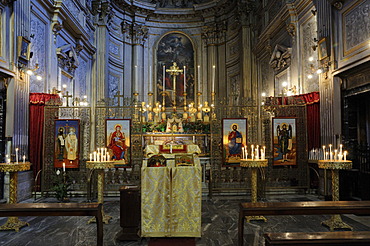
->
201, 21, 227, 45
56, 44, 80, 75
121, 21, 148, 45
0, 0, 16, 5
269, 44, 292, 73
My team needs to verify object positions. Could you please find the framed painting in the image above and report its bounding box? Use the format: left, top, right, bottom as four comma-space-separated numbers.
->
222, 118, 247, 166
318, 38, 328, 60
54, 119, 80, 169
272, 117, 297, 166
17, 36, 31, 63
175, 154, 194, 167
106, 119, 131, 167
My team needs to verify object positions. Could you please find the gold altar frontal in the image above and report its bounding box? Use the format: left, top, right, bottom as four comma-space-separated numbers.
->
86, 161, 115, 224
240, 159, 268, 222
141, 158, 202, 237
318, 160, 353, 231
0, 162, 31, 231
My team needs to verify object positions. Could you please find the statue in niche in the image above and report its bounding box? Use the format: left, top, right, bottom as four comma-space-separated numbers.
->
166, 114, 184, 132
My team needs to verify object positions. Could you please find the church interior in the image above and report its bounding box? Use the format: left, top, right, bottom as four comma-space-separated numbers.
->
1, 0, 370, 245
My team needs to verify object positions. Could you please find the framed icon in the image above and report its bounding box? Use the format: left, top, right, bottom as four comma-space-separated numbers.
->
222, 118, 247, 166
106, 119, 131, 167
272, 117, 297, 166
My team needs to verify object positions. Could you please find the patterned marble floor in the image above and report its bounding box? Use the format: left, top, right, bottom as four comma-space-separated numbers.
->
0, 194, 370, 246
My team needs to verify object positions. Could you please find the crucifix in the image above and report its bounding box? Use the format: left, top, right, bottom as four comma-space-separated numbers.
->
114, 90, 125, 107
63, 91, 73, 107
166, 62, 183, 110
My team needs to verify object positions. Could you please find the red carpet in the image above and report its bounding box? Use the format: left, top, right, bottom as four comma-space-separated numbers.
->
148, 237, 196, 246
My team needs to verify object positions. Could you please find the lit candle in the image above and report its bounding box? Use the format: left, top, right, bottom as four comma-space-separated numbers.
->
93, 151, 97, 162
163, 65, 166, 91
329, 144, 332, 154
344, 151, 347, 161
339, 144, 343, 155
245, 150, 248, 160
5, 154, 9, 163
330, 152, 333, 161
212, 65, 215, 93
63, 162, 65, 172
334, 150, 337, 161
193, 135, 195, 144
15, 148, 19, 163
251, 145, 254, 155
322, 146, 326, 160
90, 153, 92, 161
105, 148, 107, 156
183, 66, 186, 93
242, 147, 245, 159
22, 155, 26, 163
170, 144, 172, 154
256, 145, 259, 159
197, 65, 201, 92
107, 153, 110, 161
326, 152, 329, 160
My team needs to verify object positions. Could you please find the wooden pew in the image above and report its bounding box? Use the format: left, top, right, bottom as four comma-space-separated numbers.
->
0, 203, 103, 246
238, 201, 370, 246
264, 231, 370, 245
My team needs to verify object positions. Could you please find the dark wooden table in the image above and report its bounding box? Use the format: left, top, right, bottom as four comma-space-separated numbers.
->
238, 201, 370, 246
0, 203, 103, 246
264, 231, 370, 245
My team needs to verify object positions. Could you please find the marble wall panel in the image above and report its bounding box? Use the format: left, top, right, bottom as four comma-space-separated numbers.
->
108, 72, 120, 100
30, 13, 47, 93
343, 0, 370, 56
76, 57, 87, 98
300, 15, 319, 93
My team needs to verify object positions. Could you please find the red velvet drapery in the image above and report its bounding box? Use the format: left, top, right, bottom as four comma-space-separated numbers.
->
29, 93, 60, 191
267, 92, 320, 150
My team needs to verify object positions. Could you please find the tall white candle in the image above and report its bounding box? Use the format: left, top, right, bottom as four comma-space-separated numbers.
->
322, 146, 326, 160
23, 155, 26, 163
183, 66, 186, 93
193, 135, 195, 144
344, 151, 347, 161
330, 152, 333, 161
170, 144, 172, 154
135, 65, 138, 93
339, 144, 343, 154
197, 65, 201, 91
90, 153, 92, 161
251, 145, 254, 155
15, 148, 19, 163
212, 65, 215, 92
5, 154, 9, 163
94, 151, 97, 162
163, 65, 165, 91
63, 162, 65, 172
149, 65, 152, 92
334, 150, 338, 161
329, 144, 332, 154
242, 147, 245, 159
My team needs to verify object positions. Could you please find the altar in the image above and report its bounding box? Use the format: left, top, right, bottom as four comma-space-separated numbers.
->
141, 151, 202, 237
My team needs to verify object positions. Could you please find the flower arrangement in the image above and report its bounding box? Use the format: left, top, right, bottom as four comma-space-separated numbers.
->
52, 169, 70, 202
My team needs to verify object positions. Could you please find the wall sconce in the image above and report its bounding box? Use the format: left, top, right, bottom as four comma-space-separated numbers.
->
18, 63, 43, 81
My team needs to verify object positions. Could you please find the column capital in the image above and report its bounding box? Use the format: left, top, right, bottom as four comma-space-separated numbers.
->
122, 21, 148, 45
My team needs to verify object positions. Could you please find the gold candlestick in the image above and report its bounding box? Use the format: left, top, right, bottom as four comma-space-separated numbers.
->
161, 91, 166, 111
318, 160, 353, 231
0, 162, 31, 231
240, 159, 268, 222
86, 161, 115, 224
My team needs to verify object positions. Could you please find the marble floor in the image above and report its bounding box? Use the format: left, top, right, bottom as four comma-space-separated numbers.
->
1, 194, 370, 246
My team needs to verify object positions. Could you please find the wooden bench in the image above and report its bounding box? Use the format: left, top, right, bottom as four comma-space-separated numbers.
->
0, 203, 103, 246
238, 201, 370, 246
264, 231, 370, 245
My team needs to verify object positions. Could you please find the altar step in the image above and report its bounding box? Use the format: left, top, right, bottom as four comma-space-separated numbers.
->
148, 237, 196, 246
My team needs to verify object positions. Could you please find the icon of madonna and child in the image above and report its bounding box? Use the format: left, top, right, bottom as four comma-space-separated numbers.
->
106, 120, 131, 167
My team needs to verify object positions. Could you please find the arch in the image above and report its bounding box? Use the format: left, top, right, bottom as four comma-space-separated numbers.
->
155, 31, 195, 108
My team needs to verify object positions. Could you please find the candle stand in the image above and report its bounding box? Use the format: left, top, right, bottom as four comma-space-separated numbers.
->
86, 161, 115, 224
0, 162, 31, 231
318, 160, 353, 231
240, 159, 268, 222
